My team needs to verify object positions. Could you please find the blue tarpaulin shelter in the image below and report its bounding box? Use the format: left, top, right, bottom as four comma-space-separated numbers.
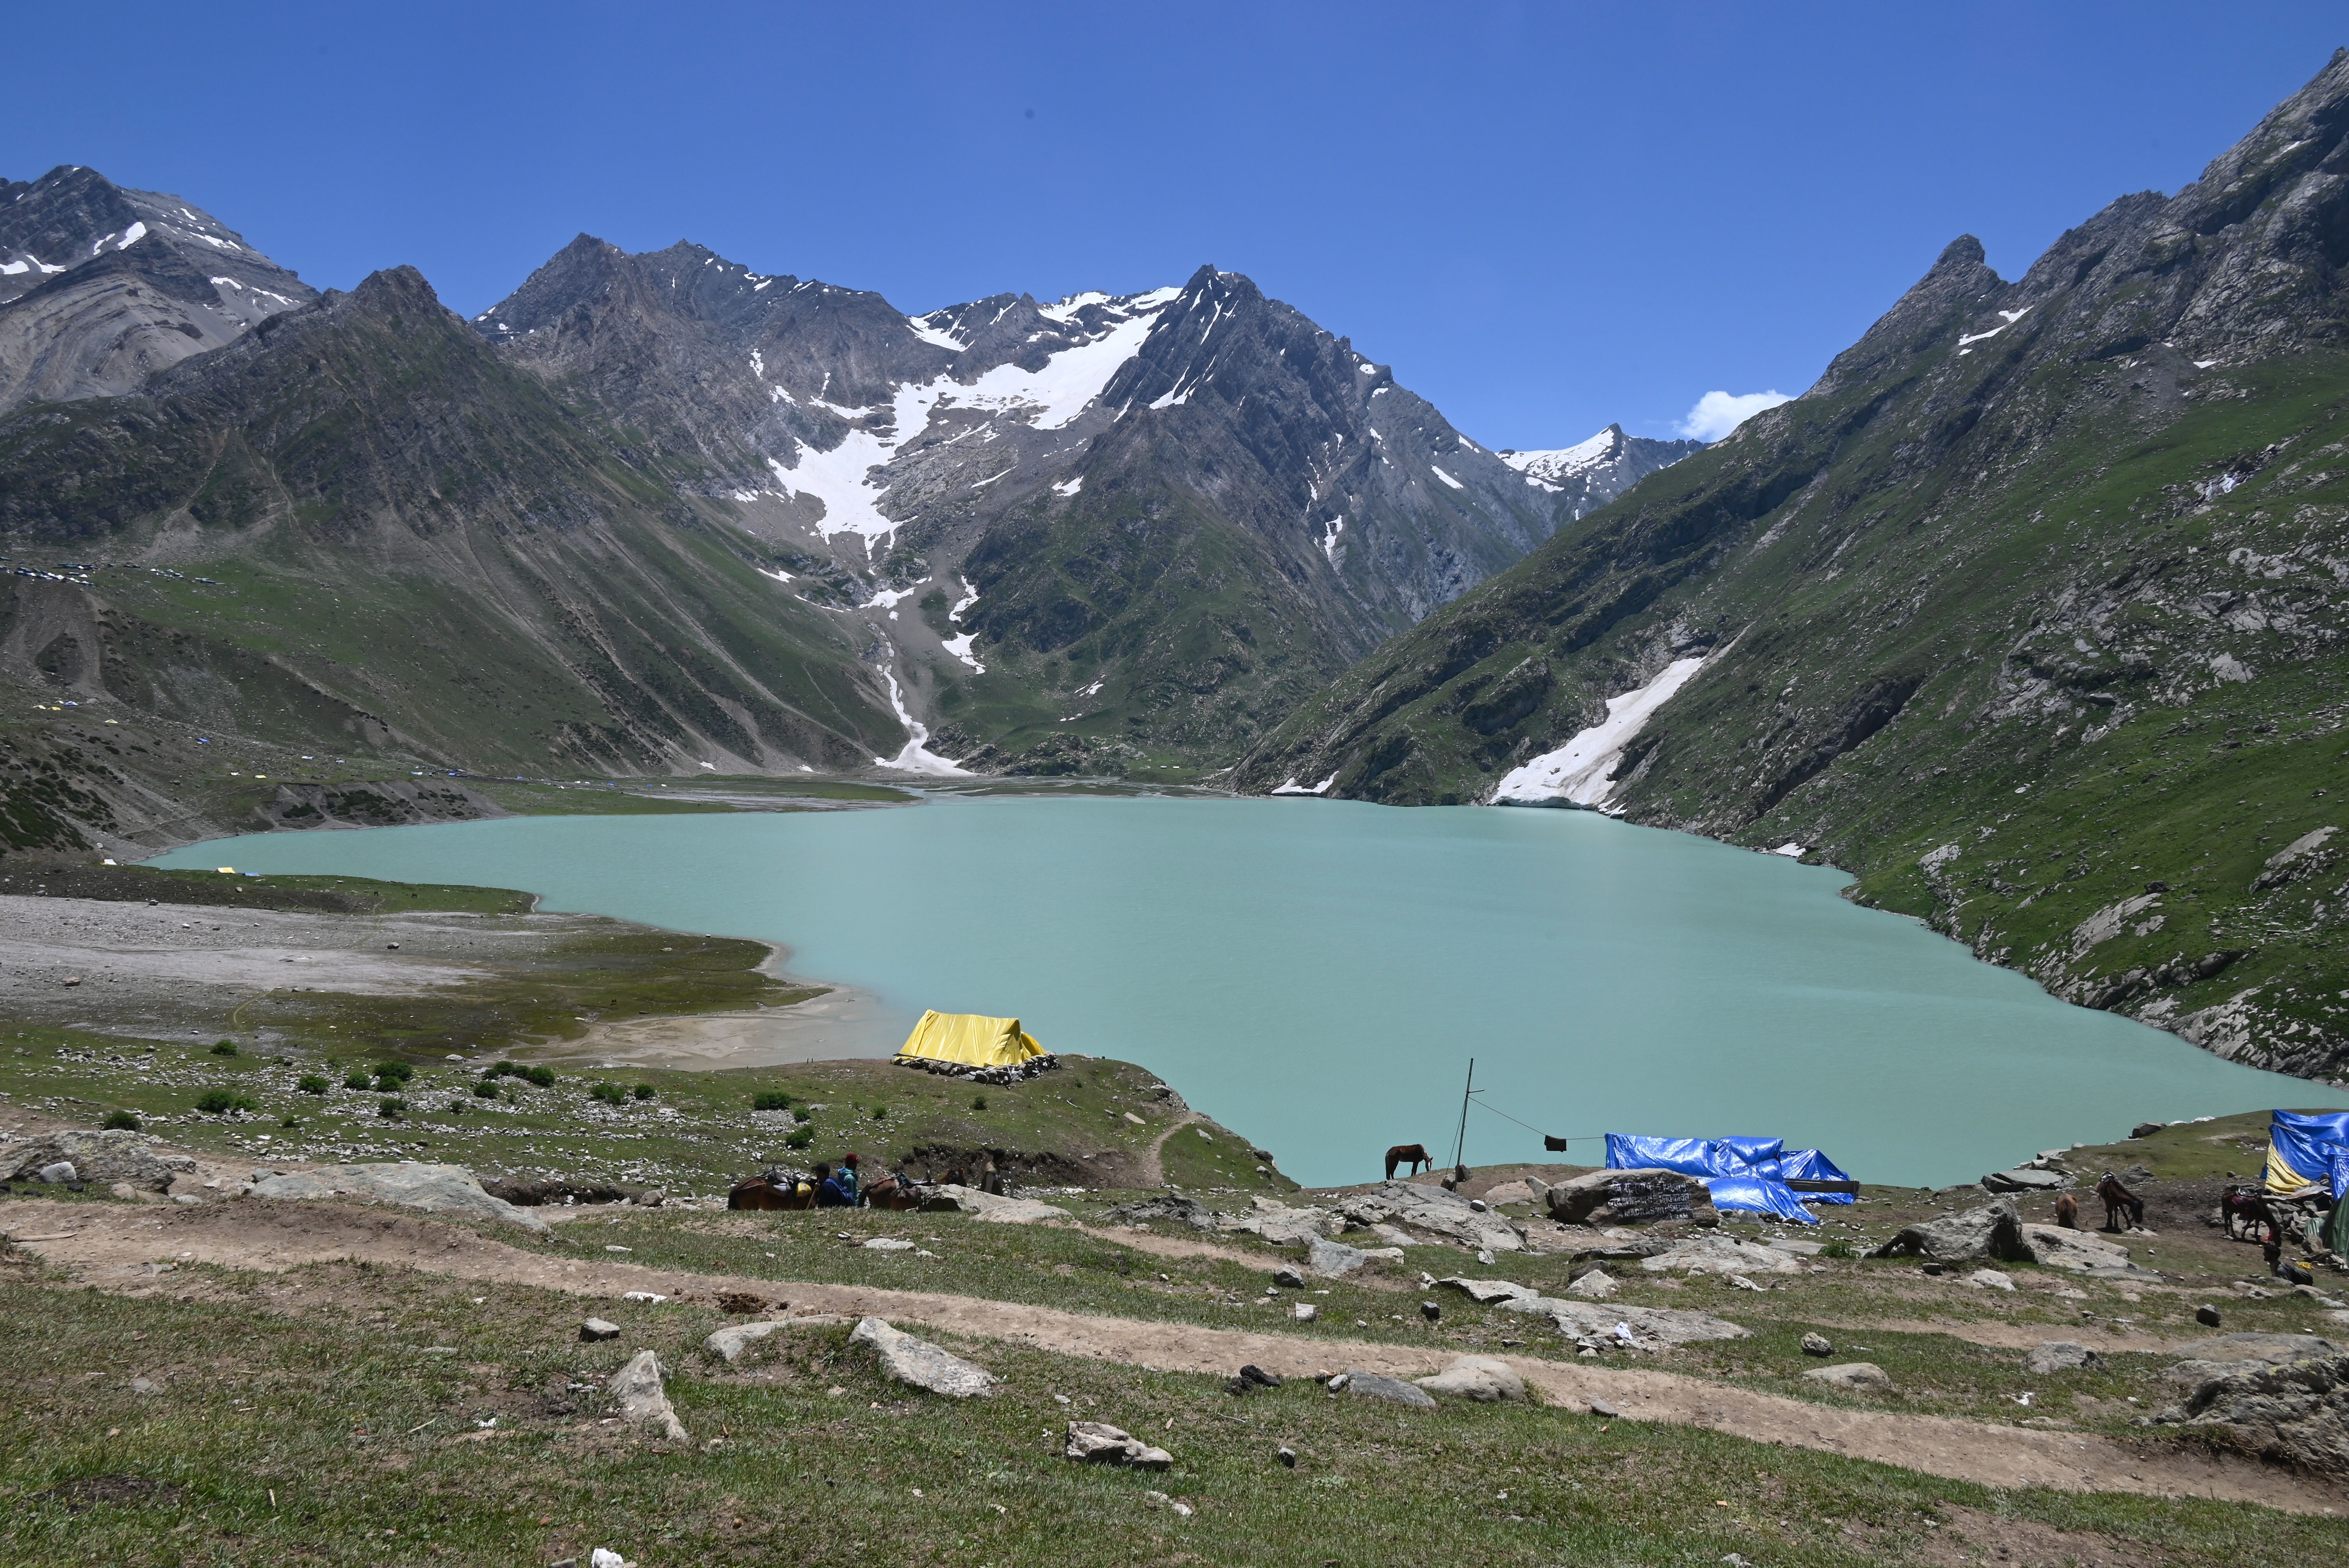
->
1704, 1174, 1819, 1224
2265, 1110, 2349, 1195
1606, 1132, 1846, 1221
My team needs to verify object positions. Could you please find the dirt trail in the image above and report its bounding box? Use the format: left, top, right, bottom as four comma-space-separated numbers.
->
6, 1199, 2341, 1516
1134, 1110, 1205, 1187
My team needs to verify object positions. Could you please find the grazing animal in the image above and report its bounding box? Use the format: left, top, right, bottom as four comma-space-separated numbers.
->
1385, 1144, 1435, 1181
863, 1174, 926, 1211
2095, 1171, 2145, 1232
2222, 1185, 2278, 1244
727, 1171, 816, 1210
2053, 1192, 2080, 1230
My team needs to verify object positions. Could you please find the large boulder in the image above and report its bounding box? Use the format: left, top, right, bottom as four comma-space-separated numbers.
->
921, 1185, 1071, 1224
249, 1162, 547, 1230
1342, 1372, 1437, 1408
2154, 1348, 2349, 1474
3, 1130, 194, 1192
2163, 1333, 2341, 1384
1337, 1182, 1527, 1252
1636, 1237, 1804, 1276
1435, 1277, 1541, 1305
1415, 1356, 1525, 1402
2017, 1223, 2156, 1277
1867, 1200, 2030, 1263
606, 1351, 688, 1441
1981, 1167, 2071, 1193
849, 1317, 1000, 1398
1803, 1362, 1890, 1390
1106, 1194, 1219, 1230
1544, 1169, 1716, 1228
704, 1320, 788, 1365
1306, 1237, 1371, 1278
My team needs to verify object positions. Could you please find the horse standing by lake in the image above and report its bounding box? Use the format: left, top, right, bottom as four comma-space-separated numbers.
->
1385, 1144, 1435, 1181
2096, 1171, 2145, 1232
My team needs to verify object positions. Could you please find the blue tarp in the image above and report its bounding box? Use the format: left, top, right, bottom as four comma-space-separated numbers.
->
1606, 1134, 1751, 1179
1718, 1136, 1785, 1170
2333, 1146, 2349, 1204
1778, 1147, 1857, 1204
1705, 1175, 1819, 1224
2270, 1110, 2349, 1193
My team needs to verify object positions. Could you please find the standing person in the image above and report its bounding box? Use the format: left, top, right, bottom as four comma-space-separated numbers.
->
837, 1152, 862, 1206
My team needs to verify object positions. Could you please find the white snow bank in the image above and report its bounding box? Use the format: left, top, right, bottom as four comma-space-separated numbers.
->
941, 632, 986, 673
870, 668, 973, 776
1488, 656, 1707, 807
1429, 465, 1463, 490
1500, 427, 1618, 486
1271, 773, 1338, 796
1052, 476, 1083, 497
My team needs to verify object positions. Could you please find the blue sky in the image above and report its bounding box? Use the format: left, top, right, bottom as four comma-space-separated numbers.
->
5, 4, 2340, 449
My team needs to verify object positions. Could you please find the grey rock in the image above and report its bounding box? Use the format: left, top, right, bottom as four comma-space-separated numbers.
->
1108, 1193, 1219, 1231
1338, 1181, 1526, 1252
1505, 1297, 1749, 1347
1966, 1269, 2016, 1292
926, 1185, 1071, 1224
1588, 1398, 1621, 1418
605, 1351, 688, 1441
1272, 1266, 1306, 1288
1800, 1332, 1834, 1357
250, 1162, 547, 1230
1307, 1237, 1371, 1278
5, 1130, 193, 1192
128, 1377, 160, 1395
1222, 1198, 1342, 1245
1981, 1167, 2071, 1193
2153, 1348, 2349, 1474
1291, 1302, 1318, 1322
581, 1318, 621, 1342
2018, 1223, 2151, 1276
1065, 1421, 1172, 1468
2025, 1341, 2105, 1374
1277, 1445, 1296, 1467
1564, 1269, 1618, 1300
1415, 1355, 1524, 1402
33, 1161, 77, 1185
1436, 1275, 1526, 1301
863, 1237, 917, 1251
704, 1320, 789, 1364
1342, 1371, 1438, 1408
1803, 1362, 1890, 1389
1639, 1237, 1803, 1276
2197, 1304, 2224, 1328
850, 1316, 1000, 1398
1765, 1238, 1825, 1256
1868, 1200, 2031, 1263
1544, 1168, 1714, 1228
170, 1193, 202, 1205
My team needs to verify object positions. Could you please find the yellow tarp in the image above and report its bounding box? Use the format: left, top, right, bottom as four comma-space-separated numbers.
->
2268, 1140, 2322, 1196
896, 1010, 1043, 1067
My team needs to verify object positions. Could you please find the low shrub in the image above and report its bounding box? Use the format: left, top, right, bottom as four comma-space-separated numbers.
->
971, 1094, 988, 1111
784, 1128, 814, 1150
472, 1078, 501, 1099
279, 1115, 300, 1129
871, 1104, 888, 1120
591, 1082, 626, 1105
102, 1110, 141, 1132
378, 1097, 406, 1119
210, 1041, 239, 1057
522, 1065, 557, 1088
485, 1061, 517, 1079
752, 1090, 793, 1112
296, 1074, 330, 1095
632, 1083, 655, 1101
196, 1089, 256, 1115
1822, 1239, 1856, 1260
373, 1060, 414, 1087
343, 1070, 372, 1091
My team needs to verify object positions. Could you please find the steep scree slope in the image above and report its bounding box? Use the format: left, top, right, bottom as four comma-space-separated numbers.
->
1237, 50, 2349, 1081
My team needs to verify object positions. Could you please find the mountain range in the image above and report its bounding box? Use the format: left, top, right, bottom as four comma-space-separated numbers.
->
7, 50, 2348, 1084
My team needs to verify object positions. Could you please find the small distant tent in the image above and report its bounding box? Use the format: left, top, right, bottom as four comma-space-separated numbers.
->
2263, 1110, 2349, 1196
895, 1010, 1044, 1069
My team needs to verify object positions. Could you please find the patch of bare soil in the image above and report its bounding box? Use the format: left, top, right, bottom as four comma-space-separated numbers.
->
1909, 1502, 2178, 1567
9, 1197, 2344, 1516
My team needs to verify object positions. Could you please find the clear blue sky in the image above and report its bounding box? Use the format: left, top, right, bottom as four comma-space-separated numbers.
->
5, 4, 2340, 449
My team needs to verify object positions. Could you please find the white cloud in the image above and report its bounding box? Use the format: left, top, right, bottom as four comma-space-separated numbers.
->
1677, 389, 1793, 442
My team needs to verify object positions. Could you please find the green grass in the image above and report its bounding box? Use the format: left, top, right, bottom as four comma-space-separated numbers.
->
2, 1263, 2342, 1566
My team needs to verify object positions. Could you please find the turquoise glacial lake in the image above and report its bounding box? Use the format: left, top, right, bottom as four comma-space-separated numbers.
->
155, 795, 2344, 1189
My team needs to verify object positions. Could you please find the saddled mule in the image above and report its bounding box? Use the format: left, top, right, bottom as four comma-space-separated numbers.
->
2053, 1192, 2080, 1230
1385, 1144, 1435, 1181
863, 1174, 927, 1212
2096, 1171, 2145, 1232
727, 1171, 816, 1210
2222, 1185, 2278, 1243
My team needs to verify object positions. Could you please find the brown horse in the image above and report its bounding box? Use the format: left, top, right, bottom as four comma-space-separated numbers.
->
2053, 1192, 2080, 1230
2096, 1171, 2145, 1232
2222, 1185, 2278, 1243
1385, 1144, 1435, 1181
727, 1171, 816, 1210
862, 1174, 927, 1212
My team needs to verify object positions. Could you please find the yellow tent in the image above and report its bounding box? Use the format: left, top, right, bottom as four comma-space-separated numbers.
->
896, 1010, 1044, 1068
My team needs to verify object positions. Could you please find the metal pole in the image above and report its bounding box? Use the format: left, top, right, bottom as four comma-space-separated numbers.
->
1451, 1057, 1475, 1181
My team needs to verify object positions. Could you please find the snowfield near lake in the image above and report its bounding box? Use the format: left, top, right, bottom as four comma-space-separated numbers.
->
1489, 656, 1707, 807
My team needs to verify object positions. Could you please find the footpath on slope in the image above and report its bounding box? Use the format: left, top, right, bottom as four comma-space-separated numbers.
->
7, 1197, 2339, 1517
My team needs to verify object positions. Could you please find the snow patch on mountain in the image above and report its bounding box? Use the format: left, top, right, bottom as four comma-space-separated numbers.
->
1499, 427, 1619, 486
1489, 656, 1707, 807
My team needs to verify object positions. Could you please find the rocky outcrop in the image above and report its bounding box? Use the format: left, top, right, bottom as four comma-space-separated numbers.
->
1337, 1181, 1527, 1251
1544, 1169, 1716, 1228
850, 1317, 1001, 1399
1064, 1422, 1172, 1467
248, 1162, 548, 1230
2, 1129, 192, 1192
1868, 1201, 2030, 1263
919, 1185, 1071, 1224
1415, 1355, 1526, 1402
2155, 1345, 2349, 1474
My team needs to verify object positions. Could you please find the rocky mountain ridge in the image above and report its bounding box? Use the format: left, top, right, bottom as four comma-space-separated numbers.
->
0, 165, 314, 412
1235, 48, 2349, 1082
